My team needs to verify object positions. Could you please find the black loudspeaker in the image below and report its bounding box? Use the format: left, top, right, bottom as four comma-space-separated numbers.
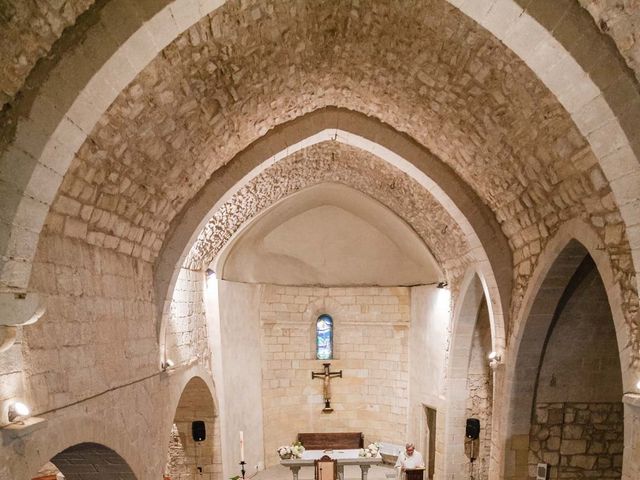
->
192, 421, 206, 442
465, 418, 480, 440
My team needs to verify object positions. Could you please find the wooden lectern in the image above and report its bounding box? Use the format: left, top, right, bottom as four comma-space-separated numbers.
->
314, 455, 337, 480
405, 468, 425, 480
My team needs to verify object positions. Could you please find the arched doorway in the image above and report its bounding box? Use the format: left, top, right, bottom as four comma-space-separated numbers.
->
33, 443, 137, 479
466, 298, 494, 479
444, 273, 496, 480
506, 240, 624, 479
165, 376, 220, 480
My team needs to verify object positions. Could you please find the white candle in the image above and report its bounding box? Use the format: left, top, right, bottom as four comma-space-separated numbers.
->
240, 430, 245, 462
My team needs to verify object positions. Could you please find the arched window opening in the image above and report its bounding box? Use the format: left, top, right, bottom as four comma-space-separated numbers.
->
165, 377, 219, 480
316, 314, 333, 360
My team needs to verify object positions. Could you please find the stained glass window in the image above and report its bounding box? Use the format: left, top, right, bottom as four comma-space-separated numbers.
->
316, 314, 333, 360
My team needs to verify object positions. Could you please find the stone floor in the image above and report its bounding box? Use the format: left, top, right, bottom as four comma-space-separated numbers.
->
254, 464, 397, 480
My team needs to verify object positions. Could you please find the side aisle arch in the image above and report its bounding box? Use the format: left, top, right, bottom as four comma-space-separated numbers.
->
501, 219, 638, 479
443, 268, 502, 479
163, 373, 221, 480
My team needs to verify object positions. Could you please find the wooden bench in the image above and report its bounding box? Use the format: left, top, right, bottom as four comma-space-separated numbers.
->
297, 432, 364, 450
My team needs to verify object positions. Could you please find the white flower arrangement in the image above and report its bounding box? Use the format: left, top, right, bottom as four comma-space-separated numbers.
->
359, 442, 381, 458
277, 442, 305, 459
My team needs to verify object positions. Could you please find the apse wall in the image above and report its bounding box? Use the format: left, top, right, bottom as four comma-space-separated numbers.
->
259, 284, 411, 466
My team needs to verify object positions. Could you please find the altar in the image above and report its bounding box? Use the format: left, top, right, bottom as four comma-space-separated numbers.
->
281, 449, 382, 480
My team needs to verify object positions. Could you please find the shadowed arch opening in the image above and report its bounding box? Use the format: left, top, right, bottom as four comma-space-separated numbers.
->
505, 240, 625, 479
166, 376, 220, 480
34, 442, 137, 480
444, 273, 497, 479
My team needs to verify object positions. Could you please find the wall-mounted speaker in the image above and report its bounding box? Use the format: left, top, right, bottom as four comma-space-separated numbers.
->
465, 418, 480, 440
192, 421, 206, 442
536, 463, 548, 480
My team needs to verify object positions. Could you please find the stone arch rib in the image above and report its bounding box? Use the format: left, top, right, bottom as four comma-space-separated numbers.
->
501, 218, 637, 479
1, 0, 639, 303
154, 108, 511, 349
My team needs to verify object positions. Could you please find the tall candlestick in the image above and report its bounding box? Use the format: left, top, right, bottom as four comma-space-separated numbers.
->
240, 430, 245, 462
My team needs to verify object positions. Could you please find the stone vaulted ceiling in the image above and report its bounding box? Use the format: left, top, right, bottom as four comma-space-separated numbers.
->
0, 0, 637, 351
184, 141, 471, 282
1, 1, 639, 112
38, 0, 636, 320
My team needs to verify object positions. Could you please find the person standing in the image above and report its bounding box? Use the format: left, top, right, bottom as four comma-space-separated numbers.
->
395, 443, 425, 480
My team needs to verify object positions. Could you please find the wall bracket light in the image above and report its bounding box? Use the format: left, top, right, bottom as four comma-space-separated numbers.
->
488, 351, 503, 370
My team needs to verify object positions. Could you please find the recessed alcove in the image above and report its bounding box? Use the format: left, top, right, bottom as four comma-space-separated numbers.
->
215, 183, 442, 287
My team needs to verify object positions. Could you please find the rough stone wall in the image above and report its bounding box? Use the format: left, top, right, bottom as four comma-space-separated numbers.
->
466, 300, 493, 480
186, 142, 471, 282
260, 284, 410, 466
167, 419, 220, 480
7, 176, 212, 417
165, 268, 210, 368
579, 0, 640, 83
166, 423, 189, 479
166, 378, 221, 480
2, 1, 640, 122
37, 0, 636, 352
0, 0, 95, 110
529, 402, 623, 480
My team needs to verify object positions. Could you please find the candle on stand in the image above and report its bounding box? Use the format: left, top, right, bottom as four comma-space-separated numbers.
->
240, 430, 245, 462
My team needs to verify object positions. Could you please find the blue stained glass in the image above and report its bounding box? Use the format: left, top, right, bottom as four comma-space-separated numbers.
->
316, 314, 333, 360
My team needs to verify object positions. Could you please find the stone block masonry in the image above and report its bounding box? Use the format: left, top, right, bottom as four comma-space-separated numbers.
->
260, 284, 410, 466
466, 300, 493, 480
529, 402, 623, 480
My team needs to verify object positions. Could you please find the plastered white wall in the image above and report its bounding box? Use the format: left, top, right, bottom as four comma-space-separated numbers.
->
215, 280, 265, 479
408, 286, 450, 450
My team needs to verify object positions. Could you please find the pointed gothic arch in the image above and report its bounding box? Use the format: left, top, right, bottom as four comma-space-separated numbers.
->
501, 219, 637, 479
2, 0, 638, 310
444, 270, 499, 479
154, 108, 510, 369
165, 375, 220, 480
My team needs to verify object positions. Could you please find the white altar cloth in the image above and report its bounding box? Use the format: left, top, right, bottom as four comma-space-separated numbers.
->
281, 449, 382, 480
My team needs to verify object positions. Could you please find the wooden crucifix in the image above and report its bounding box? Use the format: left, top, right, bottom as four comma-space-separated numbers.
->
312, 363, 342, 413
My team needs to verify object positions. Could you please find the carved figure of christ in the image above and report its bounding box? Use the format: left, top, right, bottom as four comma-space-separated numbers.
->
311, 362, 342, 413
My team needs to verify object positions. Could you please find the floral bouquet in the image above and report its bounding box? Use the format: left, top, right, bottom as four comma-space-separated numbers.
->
277, 442, 305, 459
359, 443, 380, 458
